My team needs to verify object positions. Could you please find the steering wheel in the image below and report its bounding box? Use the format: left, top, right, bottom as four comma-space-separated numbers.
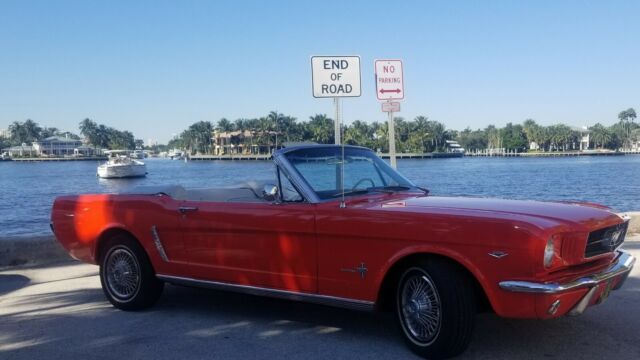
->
352, 178, 375, 191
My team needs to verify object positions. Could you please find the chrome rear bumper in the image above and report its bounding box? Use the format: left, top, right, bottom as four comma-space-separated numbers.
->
499, 250, 635, 294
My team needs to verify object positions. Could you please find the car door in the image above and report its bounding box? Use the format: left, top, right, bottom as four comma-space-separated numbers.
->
178, 199, 317, 293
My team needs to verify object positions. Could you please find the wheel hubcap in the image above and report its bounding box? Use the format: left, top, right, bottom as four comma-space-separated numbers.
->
400, 272, 441, 345
106, 248, 140, 300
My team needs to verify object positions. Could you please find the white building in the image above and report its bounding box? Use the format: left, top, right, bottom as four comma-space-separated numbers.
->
32, 136, 98, 157
0, 128, 8, 139
572, 126, 590, 151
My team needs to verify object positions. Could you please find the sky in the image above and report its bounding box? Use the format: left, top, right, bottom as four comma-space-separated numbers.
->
1, 0, 638, 144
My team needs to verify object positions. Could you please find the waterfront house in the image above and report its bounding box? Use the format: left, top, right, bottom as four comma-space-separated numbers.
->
212, 130, 277, 155
32, 136, 98, 157
572, 127, 590, 151
0, 128, 9, 139
2, 144, 37, 157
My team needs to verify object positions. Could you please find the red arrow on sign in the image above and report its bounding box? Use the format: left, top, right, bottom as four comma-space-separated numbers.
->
380, 88, 401, 94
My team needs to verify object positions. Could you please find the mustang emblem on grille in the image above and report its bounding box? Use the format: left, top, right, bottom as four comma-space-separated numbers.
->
609, 230, 622, 248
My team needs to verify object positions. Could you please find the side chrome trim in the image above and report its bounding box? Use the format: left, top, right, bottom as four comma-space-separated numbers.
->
488, 251, 509, 259
150, 226, 169, 262
156, 274, 375, 311
499, 250, 635, 294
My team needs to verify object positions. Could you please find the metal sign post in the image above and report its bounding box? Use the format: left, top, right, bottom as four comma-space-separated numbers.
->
375, 59, 404, 168
311, 56, 361, 145
387, 102, 397, 168
334, 97, 341, 144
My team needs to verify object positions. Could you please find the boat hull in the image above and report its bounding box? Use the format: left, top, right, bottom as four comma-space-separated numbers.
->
97, 163, 147, 178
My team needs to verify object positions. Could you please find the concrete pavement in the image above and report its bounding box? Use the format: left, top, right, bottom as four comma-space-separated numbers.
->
1, 238, 640, 360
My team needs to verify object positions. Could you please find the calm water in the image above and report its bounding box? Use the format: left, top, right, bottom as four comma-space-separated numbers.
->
1, 156, 639, 238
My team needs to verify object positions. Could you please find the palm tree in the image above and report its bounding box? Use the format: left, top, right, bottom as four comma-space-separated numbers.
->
9, 119, 42, 145
79, 118, 99, 149
485, 125, 501, 151
618, 108, 637, 149
589, 123, 611, 149
23, 119, 42, 142
8, 121, 24, 145
522, 119, 540, 149
307, 114, 334, 144
344, 120, 374, 147
216, 118, 234, 132
267, 111, 284, 148
428, 121, 446, 151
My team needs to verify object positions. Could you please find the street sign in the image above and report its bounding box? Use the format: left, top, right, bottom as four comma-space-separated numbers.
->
382, 102, 400, 112
375, 59, 404, 101
311, 56, 361, 98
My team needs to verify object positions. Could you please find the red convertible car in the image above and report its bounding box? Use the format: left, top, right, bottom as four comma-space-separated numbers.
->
51, 145, 635, 359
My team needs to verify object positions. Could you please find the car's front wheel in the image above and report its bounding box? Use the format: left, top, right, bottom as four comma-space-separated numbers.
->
99, 235, 164, 310
396, 258, 476, 359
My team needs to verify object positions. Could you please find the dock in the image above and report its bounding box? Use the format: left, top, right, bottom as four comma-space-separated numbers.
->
188, 152, 464, 161
7, 156, 107, 162
189, 154, 272, 161
465, 150, 628, 157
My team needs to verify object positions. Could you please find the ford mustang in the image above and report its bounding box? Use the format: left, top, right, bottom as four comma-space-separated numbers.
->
51, 145, 635, 359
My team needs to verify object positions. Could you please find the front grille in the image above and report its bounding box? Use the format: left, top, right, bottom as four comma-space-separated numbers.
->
585, 221, 628, 258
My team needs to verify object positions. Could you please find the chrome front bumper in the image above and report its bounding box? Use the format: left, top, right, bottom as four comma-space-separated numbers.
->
499, 250, 636, 294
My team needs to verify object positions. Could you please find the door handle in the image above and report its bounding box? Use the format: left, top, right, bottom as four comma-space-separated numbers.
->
178, 206, 199, 214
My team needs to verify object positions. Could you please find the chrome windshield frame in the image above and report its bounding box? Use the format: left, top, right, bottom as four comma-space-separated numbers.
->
273, 149, 321, 203
272, 145, 416, 204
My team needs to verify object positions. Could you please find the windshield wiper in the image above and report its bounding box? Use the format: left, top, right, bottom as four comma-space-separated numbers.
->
369, 186, 430, 195
369, 186, 411, 193
331, 185, 428, 198
330, 189, 369, 198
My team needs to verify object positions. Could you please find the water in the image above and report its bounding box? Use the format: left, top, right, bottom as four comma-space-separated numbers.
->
1, 156, 639, 238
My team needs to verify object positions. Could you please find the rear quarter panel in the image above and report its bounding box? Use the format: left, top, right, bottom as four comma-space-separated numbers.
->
51, 194, 184, 275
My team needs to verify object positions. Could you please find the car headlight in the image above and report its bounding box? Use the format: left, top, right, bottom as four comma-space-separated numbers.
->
544, 237, 555, 268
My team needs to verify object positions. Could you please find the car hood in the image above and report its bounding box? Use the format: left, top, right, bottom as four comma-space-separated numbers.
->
382, 195, 622, 231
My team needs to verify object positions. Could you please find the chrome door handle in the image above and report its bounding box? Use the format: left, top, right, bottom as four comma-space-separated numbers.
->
178, 207, 199, 214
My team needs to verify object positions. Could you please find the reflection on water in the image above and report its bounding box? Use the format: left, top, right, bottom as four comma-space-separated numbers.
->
1, 155, 639, 238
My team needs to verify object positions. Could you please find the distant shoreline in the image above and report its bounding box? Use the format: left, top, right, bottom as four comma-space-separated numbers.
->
2, 151, 640, 162
1, 156, 107, 162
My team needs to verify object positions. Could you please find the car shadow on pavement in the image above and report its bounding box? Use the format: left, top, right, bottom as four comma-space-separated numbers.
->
1, 275, 640, 360
0, 274, 30, 296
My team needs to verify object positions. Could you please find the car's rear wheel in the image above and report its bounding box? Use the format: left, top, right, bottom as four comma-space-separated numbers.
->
396, 258, 476, 359
99, 234, 164, 310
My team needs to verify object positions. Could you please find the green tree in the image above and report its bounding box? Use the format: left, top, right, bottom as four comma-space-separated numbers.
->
344, 120, 374, 148
456, 128, 487, 152
500, 123, 528, 152
306, 114, 334, 144
618, 108, 637, 149
216, 118, 234, 132
589, 123, 611, 149
9, 119, 42, 145
79, 118, 99, 148
40, 127, 60, 139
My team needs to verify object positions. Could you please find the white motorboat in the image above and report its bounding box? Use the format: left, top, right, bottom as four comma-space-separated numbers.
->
131, 150, 147, 159
97, 151, 147, 179
168, 149, 184, 160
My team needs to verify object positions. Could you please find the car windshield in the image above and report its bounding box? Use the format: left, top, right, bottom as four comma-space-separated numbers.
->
283, 146, 416, 200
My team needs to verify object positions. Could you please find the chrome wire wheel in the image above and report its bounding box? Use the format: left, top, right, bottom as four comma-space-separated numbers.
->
398, 268, 442, 346
105, 247, 141, 301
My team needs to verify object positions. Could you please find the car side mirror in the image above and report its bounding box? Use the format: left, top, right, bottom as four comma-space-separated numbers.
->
262, 184, 279, 202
